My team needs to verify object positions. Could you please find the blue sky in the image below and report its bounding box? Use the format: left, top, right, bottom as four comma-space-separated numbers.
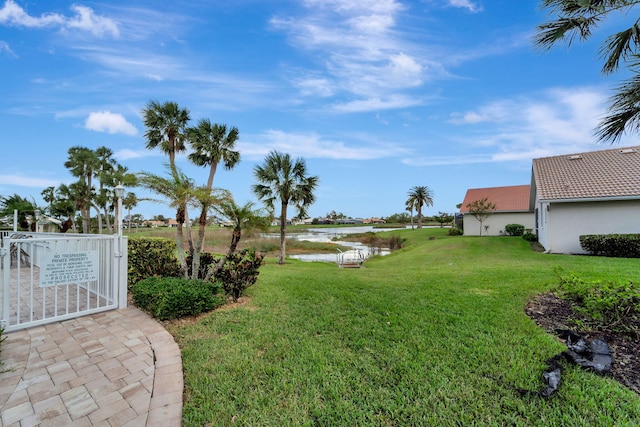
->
1, 0, 636, 220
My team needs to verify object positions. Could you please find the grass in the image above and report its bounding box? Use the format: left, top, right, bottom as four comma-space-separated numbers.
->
126, 226, 350, 256
165, 228, 640, 426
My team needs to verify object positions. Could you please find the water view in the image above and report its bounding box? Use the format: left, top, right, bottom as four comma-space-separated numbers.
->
265, 226, 408, 262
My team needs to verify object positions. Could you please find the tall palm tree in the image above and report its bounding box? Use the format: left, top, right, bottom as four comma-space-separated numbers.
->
64, 146, 99, 233
252, 150, 319, 264
186, 118, 240, 257
138, 166, 195, 277
123, 192, 137, 232
142, 100, 193, 248
141, 100, 190, 177
406, 185, 434, 229
187, 119, 240, 190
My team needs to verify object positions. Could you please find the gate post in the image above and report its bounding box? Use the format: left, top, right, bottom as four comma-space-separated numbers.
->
1, 237, 9, 329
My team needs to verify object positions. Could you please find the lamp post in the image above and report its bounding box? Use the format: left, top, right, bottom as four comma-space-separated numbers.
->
35, 209, 41, 233
114, 185, 125, 237
114, 184, 126, 308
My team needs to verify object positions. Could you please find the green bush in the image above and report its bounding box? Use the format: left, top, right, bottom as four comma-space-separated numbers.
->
556, 270, 640, 333
185, 251, 217, 280
216, 249, 264, 301
132, 276, 226, 320
522, 232, 537, 242
504, 224, 525, 236
448, 227, 463, 236
579, 234, 640, 258
128, 237, 180, 288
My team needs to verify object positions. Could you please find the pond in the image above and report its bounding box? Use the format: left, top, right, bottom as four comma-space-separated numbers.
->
265, 226, 408, 263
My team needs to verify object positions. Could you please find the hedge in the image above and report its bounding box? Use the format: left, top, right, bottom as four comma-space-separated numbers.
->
579, 234, 640, 258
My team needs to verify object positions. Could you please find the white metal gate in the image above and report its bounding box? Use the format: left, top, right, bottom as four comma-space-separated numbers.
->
1, 232, 128, 332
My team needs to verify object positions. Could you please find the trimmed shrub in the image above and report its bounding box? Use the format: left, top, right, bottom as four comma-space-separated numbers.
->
128, 237, 180, 288
216, 249, 264, 301
132, 276, 226, 320
522, 232, 537, 242
504, 224, 525, 236
556, 271, 640, 333
579, 234, 640, 258
448, 227, 463, 236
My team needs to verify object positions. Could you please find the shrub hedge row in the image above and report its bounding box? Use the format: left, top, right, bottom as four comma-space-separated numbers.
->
579, 234, 640, 258
128, 237, 180, 288
132, 276, 226, 320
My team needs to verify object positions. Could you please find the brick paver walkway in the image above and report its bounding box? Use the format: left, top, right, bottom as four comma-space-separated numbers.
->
0, 307, 182, 426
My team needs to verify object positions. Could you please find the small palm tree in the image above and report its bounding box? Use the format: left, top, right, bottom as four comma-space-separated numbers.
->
138, 166, 195, 277
252, 150, 319, 264
406, 185, 434, 229
204, 200, 270, 282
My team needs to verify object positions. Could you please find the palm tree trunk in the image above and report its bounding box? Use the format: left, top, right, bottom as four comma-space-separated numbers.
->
191, 208, 209, 280
417, 206, 423, 229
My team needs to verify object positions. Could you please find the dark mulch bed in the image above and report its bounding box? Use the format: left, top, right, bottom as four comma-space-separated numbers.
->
525, 292, 640, 395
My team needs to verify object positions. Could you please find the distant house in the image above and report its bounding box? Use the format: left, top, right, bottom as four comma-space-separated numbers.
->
531, 146, 640, 254
460, 185, 533, 236
143, 220, 166, 228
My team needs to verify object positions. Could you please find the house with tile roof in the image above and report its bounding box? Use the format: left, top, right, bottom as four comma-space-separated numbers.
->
460, 185, 533, 236
531, 146, 640, 253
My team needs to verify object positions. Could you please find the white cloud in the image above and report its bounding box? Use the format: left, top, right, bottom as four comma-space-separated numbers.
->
0, 174, 59, 187
0, 39, 16, 56
332, 94, 423, 112
0, 0, 64, 27
85, 111, 137, 135
0, 0, 119, 37
114, 149, 149, 161
66, 5, 119, 38
240, 129, 401, 161
447, 0, 483, 13
271, 0, 437, 109
409, 86, 625, 167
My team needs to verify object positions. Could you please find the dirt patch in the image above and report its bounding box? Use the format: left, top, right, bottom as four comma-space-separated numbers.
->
525, 293, 640, 394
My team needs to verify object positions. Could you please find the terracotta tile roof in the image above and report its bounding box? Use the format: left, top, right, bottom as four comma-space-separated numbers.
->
532, 146, 640, 201
460, 185, 531, 213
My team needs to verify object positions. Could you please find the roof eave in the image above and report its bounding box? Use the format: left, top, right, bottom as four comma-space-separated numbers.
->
539, 195, 640, 204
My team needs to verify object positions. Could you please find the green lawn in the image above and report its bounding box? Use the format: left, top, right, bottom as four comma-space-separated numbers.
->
167, 228, 640, 426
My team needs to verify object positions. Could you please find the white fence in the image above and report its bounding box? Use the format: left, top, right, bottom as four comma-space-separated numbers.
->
1, 232, 128, 332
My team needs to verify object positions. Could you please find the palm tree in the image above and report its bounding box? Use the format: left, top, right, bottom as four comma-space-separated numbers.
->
141, 100, 190, 176
187, 119, 240, 190
204, 199, 269, 282
405, 198, 416, 230
138, 166, 195, 277
252, 150, 319, 264
64, 146, 99, 233
189, 185, 231, 280
406, 186, 434, 229
0, 194, 36, 230
123, 192, 137, 232
186, 118, 240, 257
535, 0, 640, 143
142, 100, 192, 248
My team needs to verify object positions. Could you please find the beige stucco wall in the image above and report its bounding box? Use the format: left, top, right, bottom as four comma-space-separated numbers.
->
541, 200, 640, 254
463, 212, 534, 236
